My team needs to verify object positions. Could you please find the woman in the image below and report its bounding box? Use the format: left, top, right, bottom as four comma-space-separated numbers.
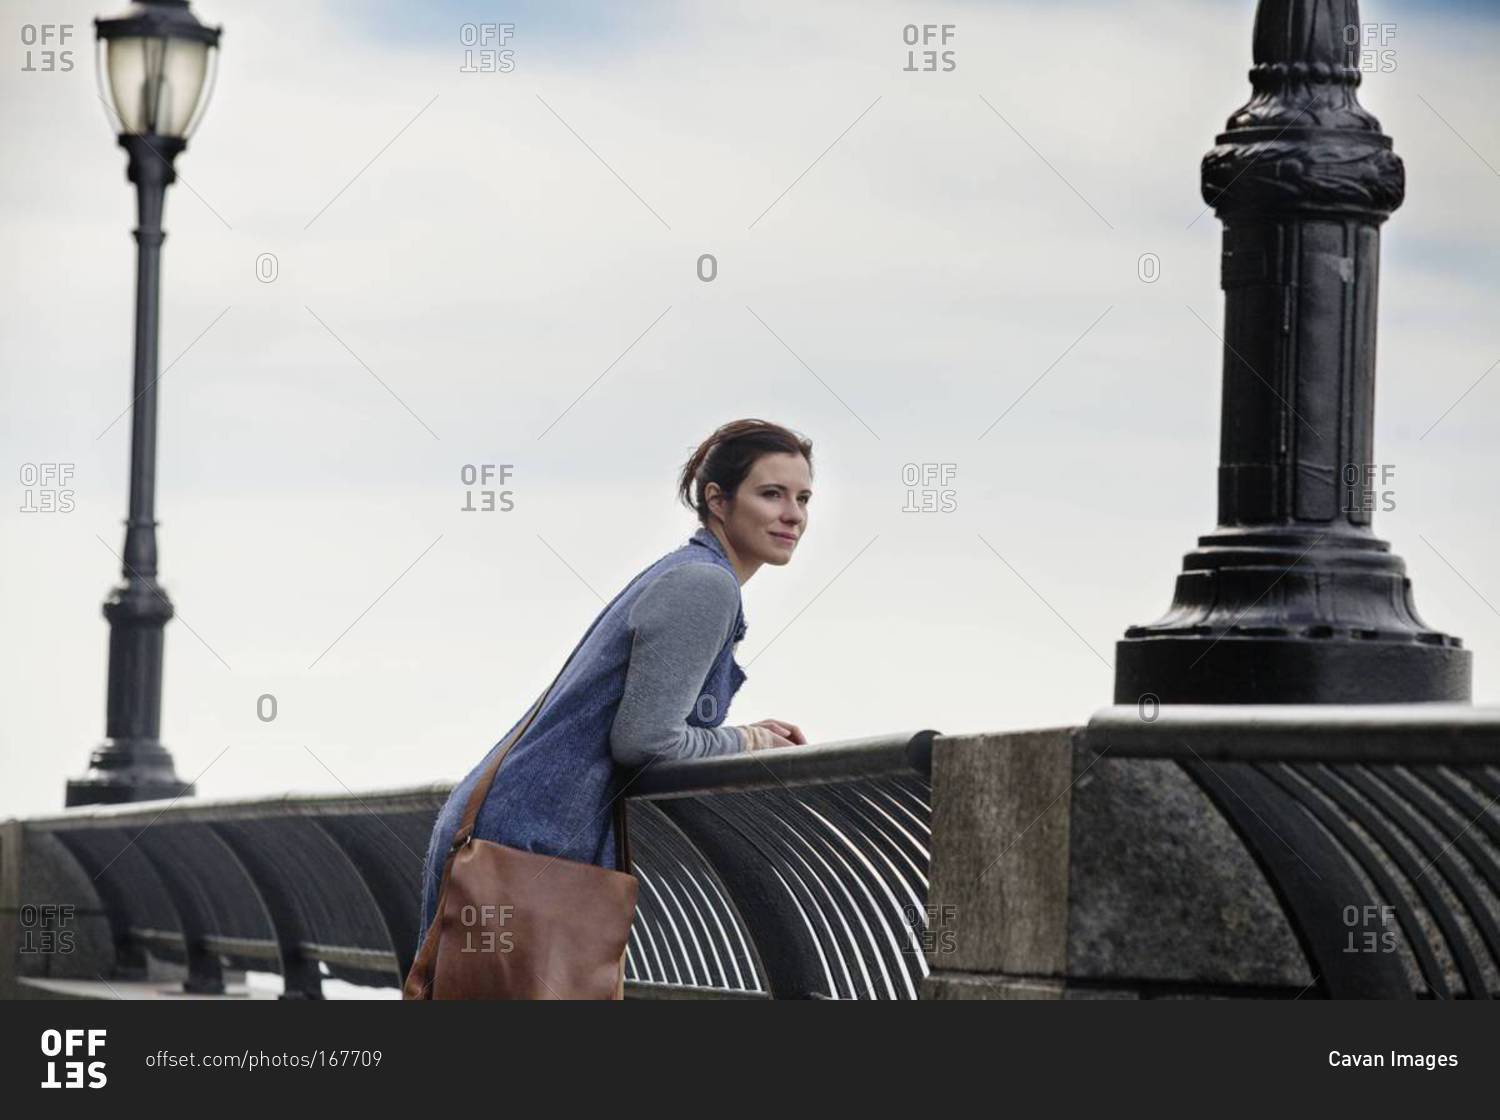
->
417, 418, 814, 947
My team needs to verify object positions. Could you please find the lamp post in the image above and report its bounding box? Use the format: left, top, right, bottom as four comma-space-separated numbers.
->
67, 1, 222, 806
1115, 0, 1471, 704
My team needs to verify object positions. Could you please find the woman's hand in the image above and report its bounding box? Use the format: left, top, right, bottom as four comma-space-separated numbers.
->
748, 718, 807, 746
737, 724, 791, 751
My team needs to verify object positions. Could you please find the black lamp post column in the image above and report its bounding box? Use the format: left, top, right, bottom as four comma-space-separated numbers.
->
70, 0, 220, 804
1115, 0, 1470, 704
68, 136, 194, 807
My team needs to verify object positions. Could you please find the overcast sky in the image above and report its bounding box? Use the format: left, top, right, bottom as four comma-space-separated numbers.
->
4, 0, 1499, 820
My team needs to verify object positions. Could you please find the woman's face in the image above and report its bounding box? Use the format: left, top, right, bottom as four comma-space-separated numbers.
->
711, 452, 812, 568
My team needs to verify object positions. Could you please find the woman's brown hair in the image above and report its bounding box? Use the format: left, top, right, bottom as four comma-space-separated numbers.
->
677, 419, 814, 526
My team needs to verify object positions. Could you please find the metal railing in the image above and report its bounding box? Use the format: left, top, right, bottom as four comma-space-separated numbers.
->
16, 709, 1499, 999
12, 730, 938, 1000
1083, 705, 1500, 999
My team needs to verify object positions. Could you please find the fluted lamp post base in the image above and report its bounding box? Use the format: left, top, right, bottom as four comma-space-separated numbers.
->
1116, 527, 1471, 704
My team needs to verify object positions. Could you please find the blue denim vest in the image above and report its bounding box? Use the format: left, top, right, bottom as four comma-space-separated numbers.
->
418, 526, 747, 943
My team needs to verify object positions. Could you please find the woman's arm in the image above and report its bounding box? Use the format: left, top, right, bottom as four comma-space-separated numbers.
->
610, 562, 747, 767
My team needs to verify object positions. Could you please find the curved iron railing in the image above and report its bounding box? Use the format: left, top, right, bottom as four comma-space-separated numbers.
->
1085, 705, 1500, 999
20, 709, 1497, 1000
14, 730, 938, 1000
628, 730, 936, 998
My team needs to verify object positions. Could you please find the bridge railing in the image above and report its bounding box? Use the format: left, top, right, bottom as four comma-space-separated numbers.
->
1, 730, 938, 1000
8, 709, 1499, 1000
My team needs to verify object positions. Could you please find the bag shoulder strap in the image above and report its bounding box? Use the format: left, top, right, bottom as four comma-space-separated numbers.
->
447, 642, 634, 875
448, 656, 569, 852
447, 551, 678, 864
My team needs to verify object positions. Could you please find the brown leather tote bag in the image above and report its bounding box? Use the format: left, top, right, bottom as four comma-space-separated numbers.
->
403, 656, 639, 1000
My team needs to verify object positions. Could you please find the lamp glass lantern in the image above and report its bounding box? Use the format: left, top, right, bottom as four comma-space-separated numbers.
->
95, 1, 221, 139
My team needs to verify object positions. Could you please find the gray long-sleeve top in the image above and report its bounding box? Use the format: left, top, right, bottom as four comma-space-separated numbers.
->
609, 561, 748, 766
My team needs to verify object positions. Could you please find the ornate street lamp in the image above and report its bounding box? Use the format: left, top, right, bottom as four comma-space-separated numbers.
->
67, 1, 222, 806
1115, 0, 1470, 704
